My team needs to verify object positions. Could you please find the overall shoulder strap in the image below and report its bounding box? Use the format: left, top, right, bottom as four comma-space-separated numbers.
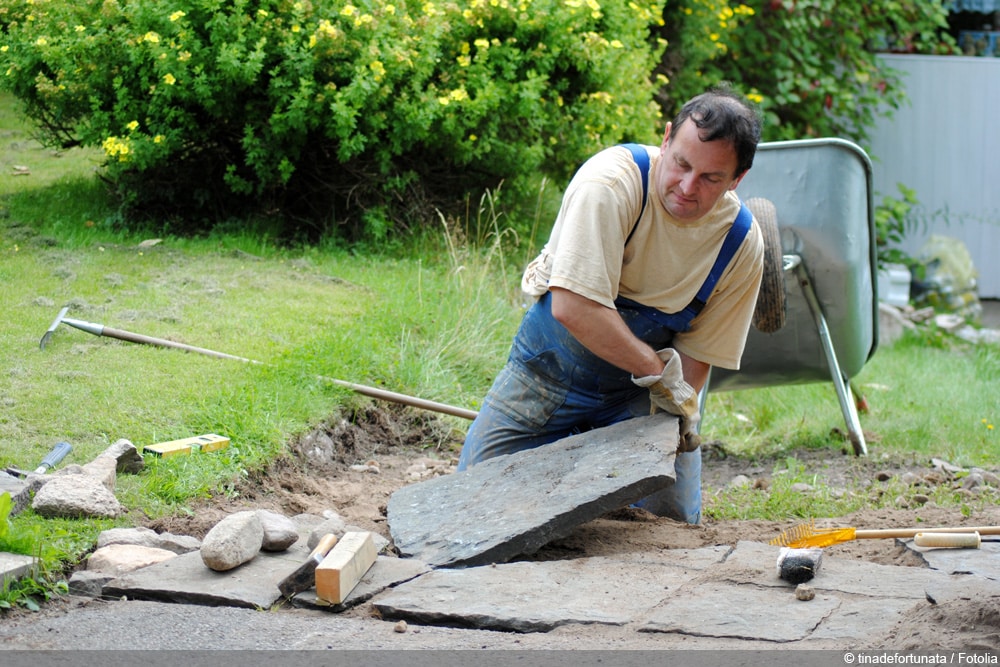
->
619, 143, 649, 247
676, 201, 753, 324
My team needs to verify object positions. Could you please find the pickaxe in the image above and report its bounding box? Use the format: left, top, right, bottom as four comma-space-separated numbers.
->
39, 306, 479, 421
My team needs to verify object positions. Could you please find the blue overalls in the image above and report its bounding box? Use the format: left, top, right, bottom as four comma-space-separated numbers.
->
458, 145, 752, 525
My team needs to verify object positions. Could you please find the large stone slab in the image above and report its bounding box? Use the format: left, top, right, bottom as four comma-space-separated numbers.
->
104, 544, 314, 608
387, 413, 677, 567
103, 540, 417, 611
908, 540, 1000, 581
374, 554, 699, 632
640, 581, 841, 642
718, 540, 996, 602
0, 551, 35, 585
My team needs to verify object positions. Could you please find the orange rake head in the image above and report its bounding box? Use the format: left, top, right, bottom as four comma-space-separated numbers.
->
769, 520, 859, 548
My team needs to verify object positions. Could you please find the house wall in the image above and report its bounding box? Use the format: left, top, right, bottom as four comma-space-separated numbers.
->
868, 54, 1000, 298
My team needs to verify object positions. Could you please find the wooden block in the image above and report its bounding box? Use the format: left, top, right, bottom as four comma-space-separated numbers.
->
315, 531, 377, 604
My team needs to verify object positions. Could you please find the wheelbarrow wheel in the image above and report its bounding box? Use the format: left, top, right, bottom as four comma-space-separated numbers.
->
746, 197, 786, 334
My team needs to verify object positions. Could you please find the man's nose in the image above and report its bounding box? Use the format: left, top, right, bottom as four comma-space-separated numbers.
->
678, 172, 698, 194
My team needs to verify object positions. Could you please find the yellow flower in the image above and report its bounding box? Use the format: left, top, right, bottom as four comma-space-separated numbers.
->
35, 37, 48, 47
126, 120, 139, 131
163, 73, 176, 85
75, 25, 86, 32
102, 136, 132, 162
609, 39, 623, 48
340, 5, 357, 17
178, 51, 191, 62
457, 55, 471, 67
170, 11, 186, 22
747, 93, 763, 104
257, 9, 268, 18
370, 60, 386, 81
474, 38, 490, 50
143, 31, 160, 44
385, 4, 396, 14
153, 135, 165, 144
0, 46, 7, 53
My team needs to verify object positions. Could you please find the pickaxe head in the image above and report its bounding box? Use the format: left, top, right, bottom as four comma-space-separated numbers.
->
39, 306, 70, 350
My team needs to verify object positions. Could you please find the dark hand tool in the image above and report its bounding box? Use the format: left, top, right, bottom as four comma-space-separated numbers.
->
278, 533, 338, 598
5, 441, 73, 477
38, 306, 479, 420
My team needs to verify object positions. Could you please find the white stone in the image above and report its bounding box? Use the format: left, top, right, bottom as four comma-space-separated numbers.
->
200, 511, 263, 572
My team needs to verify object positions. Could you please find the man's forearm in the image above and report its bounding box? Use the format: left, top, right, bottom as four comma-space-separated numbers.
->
549, 287, 665, 378
549, 287, 710, 391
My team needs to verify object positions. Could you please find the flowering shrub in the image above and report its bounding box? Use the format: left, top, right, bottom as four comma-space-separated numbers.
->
0, 0, 666, 238
655, 0, 955, 143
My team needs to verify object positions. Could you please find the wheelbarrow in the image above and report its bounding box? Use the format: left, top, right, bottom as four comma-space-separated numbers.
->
707, 138, 879, 456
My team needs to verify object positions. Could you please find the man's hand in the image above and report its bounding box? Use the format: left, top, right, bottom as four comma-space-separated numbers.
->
632, 348, 702, 452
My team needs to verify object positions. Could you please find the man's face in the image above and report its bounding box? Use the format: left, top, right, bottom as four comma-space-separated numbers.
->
655, 118, 745, 221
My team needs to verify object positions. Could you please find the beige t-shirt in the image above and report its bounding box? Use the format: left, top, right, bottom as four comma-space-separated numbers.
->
522, 144, 764, 370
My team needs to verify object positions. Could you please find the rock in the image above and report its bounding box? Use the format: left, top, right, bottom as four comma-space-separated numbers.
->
81, 455, 118, 490
790, 483, 813, 494
931, 458, 964, 475
795, 584, 816, 601
900, 472, 921, 486
87, 544, 177, 576
934, 313, 965, 333
68, 570, 116, 599
31, 474, 123, 518
980, 470, 1000, 487
200, 511, 264, 572
878, 303, 914, 346
307, 515, 347, 549
961, 472, 984, 490
97, 527, 200, 555
102, 438, 145, 474
729, 475, 751, 488
256, 510, 299, 551
394, 620, 408, 633
0, 471, 32, 516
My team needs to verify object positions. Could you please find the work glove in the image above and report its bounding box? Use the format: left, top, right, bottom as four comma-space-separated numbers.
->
631, 348, 702, 453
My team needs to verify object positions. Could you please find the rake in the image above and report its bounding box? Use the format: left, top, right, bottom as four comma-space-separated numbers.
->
769, 519, 1000, 549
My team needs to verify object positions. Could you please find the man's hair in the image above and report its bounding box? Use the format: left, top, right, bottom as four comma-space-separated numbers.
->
670, 84, 763, 176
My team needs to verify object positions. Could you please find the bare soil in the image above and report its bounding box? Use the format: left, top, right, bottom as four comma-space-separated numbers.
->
141, 404, 1000, 650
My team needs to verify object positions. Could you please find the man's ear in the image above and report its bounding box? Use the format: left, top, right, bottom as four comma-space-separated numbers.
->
729, 169, 749, 191
659, 122, 673, 151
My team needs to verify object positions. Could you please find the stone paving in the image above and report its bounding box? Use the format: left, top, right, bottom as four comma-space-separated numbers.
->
2, 410, 1000, 649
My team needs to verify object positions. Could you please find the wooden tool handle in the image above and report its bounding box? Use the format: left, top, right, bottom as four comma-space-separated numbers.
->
311, 533, 339, 558
914, 532, 981, 548
855, 526, 1000, 540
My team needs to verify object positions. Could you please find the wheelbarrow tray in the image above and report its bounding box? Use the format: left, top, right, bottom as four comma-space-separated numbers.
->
711, 138, 879, 392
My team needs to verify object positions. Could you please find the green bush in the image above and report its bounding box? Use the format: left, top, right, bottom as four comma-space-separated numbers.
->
655, 0, 955, 143
0, 0, 666, 240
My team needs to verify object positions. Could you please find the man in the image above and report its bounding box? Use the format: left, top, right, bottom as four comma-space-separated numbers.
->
457, 86, 764, 524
